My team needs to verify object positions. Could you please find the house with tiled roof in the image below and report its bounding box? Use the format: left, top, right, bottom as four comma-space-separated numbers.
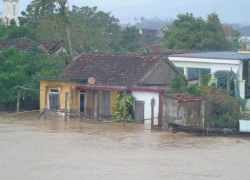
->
0, 39, 64, 54
40, 53, 187, 125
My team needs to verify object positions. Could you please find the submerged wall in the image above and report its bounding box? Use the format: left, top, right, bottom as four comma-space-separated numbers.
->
162, 95, 204, 129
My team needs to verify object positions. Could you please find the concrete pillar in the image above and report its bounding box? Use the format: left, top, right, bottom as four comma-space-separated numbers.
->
239, 62, 243, 80
227, 72, 231, 95
184, 67, 188, 79
201, 100, 205, 128
210, 74, 218, 86
199, 68, 202, 86
239, 80, 246, 99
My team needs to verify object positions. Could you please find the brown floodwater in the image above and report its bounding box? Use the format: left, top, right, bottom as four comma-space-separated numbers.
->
1, 112, 250, 180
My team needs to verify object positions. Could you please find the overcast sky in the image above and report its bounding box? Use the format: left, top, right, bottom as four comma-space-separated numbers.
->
1, 0, 250, 25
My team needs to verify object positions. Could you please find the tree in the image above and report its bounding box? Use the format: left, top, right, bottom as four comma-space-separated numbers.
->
30, 0, 74, 63
69, 6, 122, 54
163, 13, 232, 51
0, 47, 66, 110
119, 26, 142, 53
0, 23, 9, 39
22, 4, 142, 54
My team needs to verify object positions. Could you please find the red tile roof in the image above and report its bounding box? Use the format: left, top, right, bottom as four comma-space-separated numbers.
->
60, 53, 182, 87
223, 25, 235, 37
0, 39, 62, 53
169, 93, 203, 101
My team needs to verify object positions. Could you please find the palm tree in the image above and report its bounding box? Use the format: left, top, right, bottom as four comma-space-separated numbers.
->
30, 0, 74, 63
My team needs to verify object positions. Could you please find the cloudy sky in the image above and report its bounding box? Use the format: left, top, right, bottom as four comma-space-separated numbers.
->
1, 0, 250, 25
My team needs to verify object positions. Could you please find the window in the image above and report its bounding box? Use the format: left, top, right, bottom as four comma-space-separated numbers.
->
13, 4, 16, 16
6, 3, 10, 14
49, 88, 60, 110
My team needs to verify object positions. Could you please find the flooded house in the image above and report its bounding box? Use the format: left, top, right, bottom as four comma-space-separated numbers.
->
168, 51, 250, 110
39, 53, 187, 125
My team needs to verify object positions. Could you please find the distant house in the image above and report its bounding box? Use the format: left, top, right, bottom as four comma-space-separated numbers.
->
223, 25, 236, 38
156, 24, 172, 39
2, 0, 20, 26
168, 51, 250, 110
39, 53, 187, 125
142, 29, 158, 44
239, 36, 250, 49
0, 39, 64, 54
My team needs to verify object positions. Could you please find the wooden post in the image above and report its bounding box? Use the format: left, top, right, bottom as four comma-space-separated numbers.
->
227, 72, 231, 95
16, 86, 21, 113
44, 90, 48, 108
151, 98, 155, 130
123, 90, 127, 127
65, 92, 69, 120
44, 90, 48, 119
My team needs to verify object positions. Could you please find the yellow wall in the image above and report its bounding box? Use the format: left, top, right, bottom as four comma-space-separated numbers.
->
86, 90, 92, 113
40, 80, 79, 111
110, 91, 117, 115
40, 80, 119, 116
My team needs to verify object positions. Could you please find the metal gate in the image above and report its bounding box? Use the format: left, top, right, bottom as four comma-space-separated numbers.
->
135, 100, 144, 123
102, 91, 110, 117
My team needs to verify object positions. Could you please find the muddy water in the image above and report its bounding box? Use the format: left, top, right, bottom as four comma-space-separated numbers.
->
1, 113, 250, 180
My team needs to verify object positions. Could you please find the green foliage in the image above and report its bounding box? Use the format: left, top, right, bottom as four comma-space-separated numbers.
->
210, 82, 217, 91
0, 23, 9, 39
119, 26, 142, 53
170, 75, 185, 91
202, 74, 211, 86
205, 112, 238, 128
21, 4, 142, 54
205, 90, 240, 128
113, 93, 134, 122
163, 13, 232, 51
69, 6, 122, 54
0, 48, 66, 110
183, 85, 204, 96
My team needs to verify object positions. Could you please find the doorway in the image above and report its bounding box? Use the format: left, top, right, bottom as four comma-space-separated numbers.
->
135, 100, 145, 123
80, 90, 85, 112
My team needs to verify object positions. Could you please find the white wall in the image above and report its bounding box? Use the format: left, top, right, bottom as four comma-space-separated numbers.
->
211, 63, 240, 74
132, 91, 159, 125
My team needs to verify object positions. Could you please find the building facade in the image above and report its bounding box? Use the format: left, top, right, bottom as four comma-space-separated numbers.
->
3, 0, 19, 25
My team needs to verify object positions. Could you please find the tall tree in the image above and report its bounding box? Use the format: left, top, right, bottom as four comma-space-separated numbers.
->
69, 6, 122, 54
119, 26, 142, 53
30, 0, 74, 63
163, 13, 231, 51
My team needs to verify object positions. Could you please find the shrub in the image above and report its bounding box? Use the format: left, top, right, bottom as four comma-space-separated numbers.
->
183, 85, 204, 96
113, 93, 134, 122
170, 75, 185, 91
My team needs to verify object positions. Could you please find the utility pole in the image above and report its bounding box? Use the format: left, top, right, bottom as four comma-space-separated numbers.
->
151, 98, 155, 130
16, 86, 21, 113
123, 90, 127, 127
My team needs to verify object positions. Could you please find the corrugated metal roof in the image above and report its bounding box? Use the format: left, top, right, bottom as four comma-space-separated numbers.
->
239, 120, 250, 133
170, 52, 250, 60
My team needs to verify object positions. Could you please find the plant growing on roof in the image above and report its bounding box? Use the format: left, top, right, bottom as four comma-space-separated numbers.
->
113, 92, 134, 122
